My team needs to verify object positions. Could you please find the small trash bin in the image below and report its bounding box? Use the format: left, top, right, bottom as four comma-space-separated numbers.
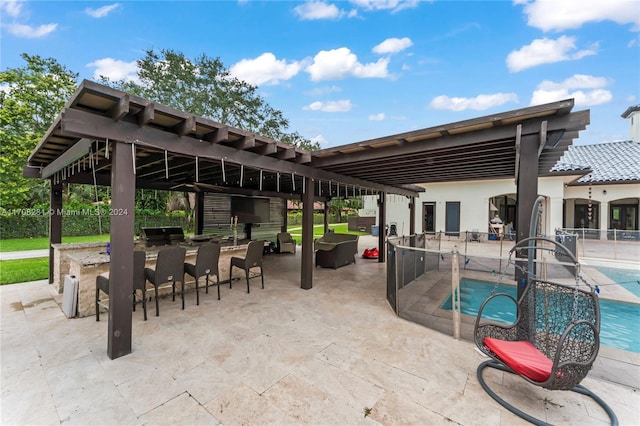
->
371, 225, 379, 237
555, 232, 577, 259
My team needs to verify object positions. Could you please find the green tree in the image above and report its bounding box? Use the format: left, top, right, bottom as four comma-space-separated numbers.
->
328, 197, 362, 223
102, 48, 320, 151
0, 54, 78, 209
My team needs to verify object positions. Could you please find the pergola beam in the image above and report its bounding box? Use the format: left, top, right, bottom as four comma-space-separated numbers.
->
312, 111, 588, 168
41, 138, 92, 179
59, 108, 420, 197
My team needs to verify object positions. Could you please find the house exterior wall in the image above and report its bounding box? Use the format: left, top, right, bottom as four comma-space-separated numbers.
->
626, 110, 640, 142
363, 177, 639, 237
563, 183, 640, 229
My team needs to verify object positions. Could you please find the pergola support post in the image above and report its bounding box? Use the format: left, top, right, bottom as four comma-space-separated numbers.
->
49, 180, 63, 283
282, 198, 288, 233
409, 196, 416, 236
301, 177, 314, 290
107, 141, 135, 359
195, 191, 204, 236
515, 134, 540, 300
323, 201, 329, 234
378, 192, 386, 263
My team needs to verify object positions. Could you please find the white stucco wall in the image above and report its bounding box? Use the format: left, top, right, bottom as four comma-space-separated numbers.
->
627, 110, 640, 142
362, 175, 639, 236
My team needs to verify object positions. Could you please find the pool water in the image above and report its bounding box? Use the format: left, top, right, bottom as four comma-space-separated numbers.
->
597, 267, 640, 298
441, 278, 640, 353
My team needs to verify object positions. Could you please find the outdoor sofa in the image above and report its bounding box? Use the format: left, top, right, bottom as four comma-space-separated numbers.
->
314, 233, 359, 269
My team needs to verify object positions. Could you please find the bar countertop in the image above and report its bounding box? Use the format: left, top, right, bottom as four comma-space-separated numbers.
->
63, 241, 251, 267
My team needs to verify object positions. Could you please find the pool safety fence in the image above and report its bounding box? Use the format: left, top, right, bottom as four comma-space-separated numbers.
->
387, 234, 588, 343
396, 229, 640, 264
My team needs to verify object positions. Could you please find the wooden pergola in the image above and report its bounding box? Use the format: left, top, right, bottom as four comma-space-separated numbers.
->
25, 80, 589, 359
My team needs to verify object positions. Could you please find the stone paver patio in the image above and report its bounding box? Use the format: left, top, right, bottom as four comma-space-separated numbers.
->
1, 236, 638, 425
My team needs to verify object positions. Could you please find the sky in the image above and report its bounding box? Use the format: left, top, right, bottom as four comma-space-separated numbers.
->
1, 0, 639, 149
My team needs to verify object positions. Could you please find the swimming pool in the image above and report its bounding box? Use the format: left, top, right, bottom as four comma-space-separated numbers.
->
441, 278, 640, 353
597, 267, 640, 298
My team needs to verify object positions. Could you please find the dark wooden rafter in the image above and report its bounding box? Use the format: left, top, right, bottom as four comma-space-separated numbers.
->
137, 102, 155, 126
203, 126, 229, 143
228, 135, 255, 150
277, 147, 296, 160
171, 115, 196, 136
296, 152, 312, 164
108, 94, 129, 120
253, 142, 278, 156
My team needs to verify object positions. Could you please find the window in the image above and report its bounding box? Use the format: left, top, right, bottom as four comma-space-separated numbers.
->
445, 202, 460, 236
574, 203, 599, 229
422, 202, 435, 233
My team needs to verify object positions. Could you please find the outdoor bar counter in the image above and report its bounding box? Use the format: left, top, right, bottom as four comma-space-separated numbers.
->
52, 240, 254, 318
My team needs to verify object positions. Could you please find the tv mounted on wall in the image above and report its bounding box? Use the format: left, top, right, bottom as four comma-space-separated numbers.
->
230, 195, 270, 223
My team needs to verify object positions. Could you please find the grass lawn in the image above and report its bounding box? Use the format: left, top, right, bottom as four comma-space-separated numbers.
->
0, 234, 111, 252
0, 257, 49, 285
286, 223, 368, 244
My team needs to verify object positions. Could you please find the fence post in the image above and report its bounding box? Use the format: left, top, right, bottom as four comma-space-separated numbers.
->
452, 251, 461, 340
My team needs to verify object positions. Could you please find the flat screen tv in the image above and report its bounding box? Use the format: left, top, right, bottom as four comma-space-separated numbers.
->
230, 195, 270, 223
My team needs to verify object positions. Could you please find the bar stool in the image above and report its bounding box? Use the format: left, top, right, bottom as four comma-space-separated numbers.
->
144, 245, 186, 314
95, 250, 147, 321
229, 240, 264, 293
184, 242, 221, 302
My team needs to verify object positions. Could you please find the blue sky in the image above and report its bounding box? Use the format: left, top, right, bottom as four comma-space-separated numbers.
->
1, 0, 639, 148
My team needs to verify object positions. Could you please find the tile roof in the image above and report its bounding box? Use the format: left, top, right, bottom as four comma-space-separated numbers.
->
552, 141, 640, 184
621, 105, 640, 118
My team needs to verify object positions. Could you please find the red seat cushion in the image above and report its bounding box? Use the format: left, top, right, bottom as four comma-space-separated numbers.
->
484, 338, 553, 382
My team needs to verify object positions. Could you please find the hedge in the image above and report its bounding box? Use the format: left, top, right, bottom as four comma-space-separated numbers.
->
0, 214, 189, 239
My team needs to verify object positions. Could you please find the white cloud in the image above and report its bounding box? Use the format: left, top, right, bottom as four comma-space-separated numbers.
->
304, 99, 353, 112
7, 23, 57, 38
293, 2, 343, 20
306, 85, 342, 96
430, 93, 519, 111
520, 0, 640, 32
87, 58, 139, 83
306, 47, 390, 81
369, 112, 385, 121
230, 53, 303, 86
310, 134, 329, 147
373, 37, 413, 54
538, 74, 610, 90
350, 0, 420, 14
1, 0, 23, 18
85, 3, 120, 18
530, 74, 613, 107
506, 36, 597, 72
2, 1, 58, 38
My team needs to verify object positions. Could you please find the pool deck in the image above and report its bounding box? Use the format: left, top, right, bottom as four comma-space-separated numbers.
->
1, 235, 639, 425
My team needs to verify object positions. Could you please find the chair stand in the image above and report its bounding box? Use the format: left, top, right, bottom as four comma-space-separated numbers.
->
204, 274, 221, 300
477, 360, 619, 426
132, 290, 147, 321
229, 265, 263, 294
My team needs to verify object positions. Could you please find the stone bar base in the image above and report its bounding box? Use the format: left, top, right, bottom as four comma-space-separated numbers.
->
56, 242, 254, 318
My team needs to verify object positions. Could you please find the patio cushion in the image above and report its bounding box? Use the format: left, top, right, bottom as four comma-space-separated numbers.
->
483, 338, 552, 382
